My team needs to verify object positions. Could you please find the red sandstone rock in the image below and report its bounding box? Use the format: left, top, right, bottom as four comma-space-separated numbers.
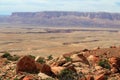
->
111, 67, 118, 73
95, 74, 105, 80
87, 55, 100, 66
86, 75, 94, 80
23, 75, 34, 80
109, 57, 120, 73
35, 62, 53, 76
109, 57, 118, 65
16, 56, 38, 74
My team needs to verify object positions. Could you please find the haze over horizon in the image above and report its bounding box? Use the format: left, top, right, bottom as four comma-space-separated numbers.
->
0, 0, 120, 15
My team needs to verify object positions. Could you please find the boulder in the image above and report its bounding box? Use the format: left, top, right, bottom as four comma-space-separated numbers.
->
95, 74, 105, 80
77, 53, 90, 65
87, 55, 100, 66
80, 75, 94, 80
38, 72, 53, 80
109, 57, 120, 73
35, 62, 53, 76
23, 75, 34, 80
71, 53, 89, 65
109, 57, 120, 67
111, 67, 118, 73
49, 55, 66, 67
51, 66, 65, 75
95, 66, 103, 70
109, 57, 118, 65
86, 75, 94, 80
16, 56, 38, 74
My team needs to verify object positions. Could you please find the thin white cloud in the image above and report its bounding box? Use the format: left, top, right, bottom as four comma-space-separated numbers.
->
0, 0, 120, 15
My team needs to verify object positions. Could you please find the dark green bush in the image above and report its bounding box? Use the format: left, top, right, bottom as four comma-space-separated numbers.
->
37, 57, 45, 64
98, 59, 111, 69
28, 55, 35, 59
65, 57, 72, 62
1, 52, 11, 58
7, 55, 20, 61
47, 55, 53, 60
58, 69, 78, 80
13, 77, 19, 80
1, 52, 20, 61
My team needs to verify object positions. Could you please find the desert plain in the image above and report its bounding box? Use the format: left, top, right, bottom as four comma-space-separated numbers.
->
0, 24, 120, 57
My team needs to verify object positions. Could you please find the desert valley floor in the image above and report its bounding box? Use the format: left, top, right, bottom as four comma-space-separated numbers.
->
0, 25, 120, 57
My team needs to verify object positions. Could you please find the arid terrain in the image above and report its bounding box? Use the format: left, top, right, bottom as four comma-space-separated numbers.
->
0, 24, 120, 57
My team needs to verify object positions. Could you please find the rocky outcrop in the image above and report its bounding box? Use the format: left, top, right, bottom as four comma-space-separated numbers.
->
0, 46, 120, 80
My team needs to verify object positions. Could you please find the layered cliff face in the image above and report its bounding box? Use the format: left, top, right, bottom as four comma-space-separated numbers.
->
1, 11, 120, 27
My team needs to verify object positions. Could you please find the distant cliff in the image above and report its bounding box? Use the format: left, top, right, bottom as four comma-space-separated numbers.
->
1, 11, 120, 27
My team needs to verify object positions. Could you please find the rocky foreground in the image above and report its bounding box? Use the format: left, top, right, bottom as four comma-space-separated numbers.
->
0, 46, 120, 80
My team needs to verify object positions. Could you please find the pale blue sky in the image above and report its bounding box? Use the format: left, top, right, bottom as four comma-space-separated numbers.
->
0, 0, 120, 15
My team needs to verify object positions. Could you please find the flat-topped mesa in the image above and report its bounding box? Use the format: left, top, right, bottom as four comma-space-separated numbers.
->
10, 11, 120, 20
11, 12, 36, 17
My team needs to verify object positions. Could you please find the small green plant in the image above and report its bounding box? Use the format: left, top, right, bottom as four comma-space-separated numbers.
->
47, 55, 53, 60
1, 52, 11, 58
65, 57, 72, 62
7, 55, 20, 61
28, 55, 35, 59
37, 57, 45, 64
58, 69, 78, 80
1, 52, 20, 61
14, 77, 19, 80
98, 59, 111, 69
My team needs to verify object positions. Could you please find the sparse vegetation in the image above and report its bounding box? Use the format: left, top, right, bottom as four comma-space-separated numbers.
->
37, 57, 45, 64
1, 52, 11, 58
58, 69, 78, 80
13, 77, 19, 80
98, 59, 111, 69
7, 55, 20, 61
28, 55, 35, 59
65, 57, 72, 62
47, 55, 53, 60
1, 52, 20, 61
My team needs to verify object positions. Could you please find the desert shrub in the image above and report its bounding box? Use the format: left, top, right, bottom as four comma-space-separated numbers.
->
1, 52, 11, 58
1, 52, 20, 61
7, 55, 20, 61
13, 77, 19, 80
37, 57, 45, 64
65, 57, 72, 62
98, 59, 111, 69
47, 55, 53, 60
28, 55, 35, 59
58, 69, 78, 80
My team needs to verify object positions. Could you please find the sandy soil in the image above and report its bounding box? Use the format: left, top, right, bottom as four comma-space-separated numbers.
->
0, 25, 120, 57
